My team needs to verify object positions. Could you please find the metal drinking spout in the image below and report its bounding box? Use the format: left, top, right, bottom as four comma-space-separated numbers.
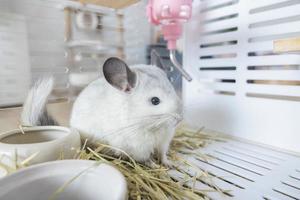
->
170, 50, 192, 81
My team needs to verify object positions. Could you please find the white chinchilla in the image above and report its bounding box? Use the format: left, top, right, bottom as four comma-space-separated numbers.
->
21, 50, 182, 166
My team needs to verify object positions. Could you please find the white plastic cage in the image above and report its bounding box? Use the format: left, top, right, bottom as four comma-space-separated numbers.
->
0, 0, 300, 199
184, 0, 300, 153
182, 0, 300, 199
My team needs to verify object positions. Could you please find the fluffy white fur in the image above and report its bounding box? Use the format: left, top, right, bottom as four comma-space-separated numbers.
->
70, 64, 181, 165
21, 59, 181, 165
21, 77, 56, 126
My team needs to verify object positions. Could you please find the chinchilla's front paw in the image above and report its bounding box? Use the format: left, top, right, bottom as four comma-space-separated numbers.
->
145, 160, 160, 169
161, 157, 174, 169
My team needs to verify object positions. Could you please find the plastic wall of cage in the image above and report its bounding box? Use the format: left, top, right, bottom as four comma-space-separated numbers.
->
0, 0, 152, 107
183, 0, 300, 153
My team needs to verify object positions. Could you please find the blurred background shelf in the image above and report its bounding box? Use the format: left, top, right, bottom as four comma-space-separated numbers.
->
71, 0, 140, 9
273, 37, 300, 54
66, 40, 123, 52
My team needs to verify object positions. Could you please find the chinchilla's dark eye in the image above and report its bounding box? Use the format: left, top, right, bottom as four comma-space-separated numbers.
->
151, 97, 160, 105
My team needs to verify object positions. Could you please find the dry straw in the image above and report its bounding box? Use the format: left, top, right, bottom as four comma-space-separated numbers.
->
0, 126, 228, 200
74, 127, 227, 200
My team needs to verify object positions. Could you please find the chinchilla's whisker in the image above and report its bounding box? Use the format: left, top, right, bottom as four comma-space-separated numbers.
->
100, 124, 141, 139
107, 114, 176, 140
123, 117, 169, 138
114, 123, 152, 139
98, 122, 142, 139
98, 113, 178, 140
125, 122, 161, 138
146, 116, 172, 129
126, 114, 167, 121
100, 117, 157, 139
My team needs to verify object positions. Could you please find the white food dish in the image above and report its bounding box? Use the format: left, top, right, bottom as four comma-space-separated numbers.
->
0, 160, 128, 200
0, 126, 81, 171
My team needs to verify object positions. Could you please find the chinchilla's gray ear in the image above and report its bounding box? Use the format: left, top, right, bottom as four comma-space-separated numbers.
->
151, 49, 168, 71
103, 57, 136, 92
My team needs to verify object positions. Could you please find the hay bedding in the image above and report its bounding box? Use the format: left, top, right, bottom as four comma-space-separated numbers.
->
1, 126, 226, 200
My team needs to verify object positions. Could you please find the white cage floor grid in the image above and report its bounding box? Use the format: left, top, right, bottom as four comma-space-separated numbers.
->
171, 137, 300, 200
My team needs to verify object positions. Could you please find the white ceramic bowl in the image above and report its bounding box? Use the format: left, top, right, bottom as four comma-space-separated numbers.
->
0, 126, 81, 171
0, 160, 127, 200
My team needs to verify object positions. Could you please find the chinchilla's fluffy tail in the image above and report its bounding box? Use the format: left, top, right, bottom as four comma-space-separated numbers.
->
21, 77, 58, 126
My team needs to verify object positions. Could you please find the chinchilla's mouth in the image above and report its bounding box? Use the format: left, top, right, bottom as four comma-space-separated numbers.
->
169, 113, 183, 122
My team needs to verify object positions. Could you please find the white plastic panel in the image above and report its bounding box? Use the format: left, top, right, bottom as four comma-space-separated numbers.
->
171, 137, 300, 200
183, 0, 300, 152
0, 12, 31, 107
